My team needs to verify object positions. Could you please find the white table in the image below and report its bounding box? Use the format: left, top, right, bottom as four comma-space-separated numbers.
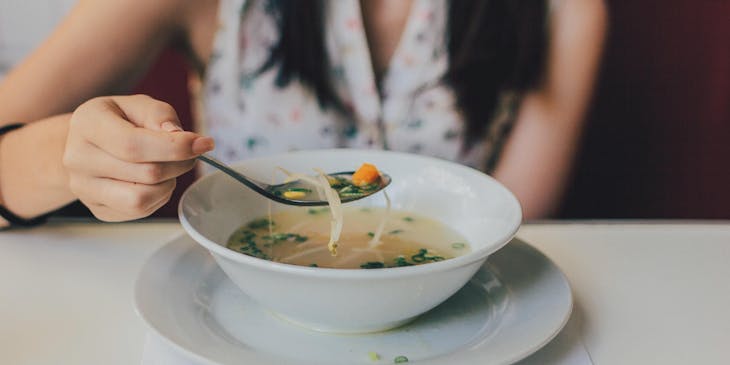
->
1, 221, 729, 364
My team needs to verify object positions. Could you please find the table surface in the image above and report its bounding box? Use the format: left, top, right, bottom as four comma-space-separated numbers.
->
1, 221, 729, 365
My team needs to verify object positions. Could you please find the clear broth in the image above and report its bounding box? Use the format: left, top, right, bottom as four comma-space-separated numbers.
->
226, 207, 471, 269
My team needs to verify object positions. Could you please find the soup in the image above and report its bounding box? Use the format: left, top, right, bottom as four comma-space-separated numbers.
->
272, 163, 387, 255
226, 207, 471, 269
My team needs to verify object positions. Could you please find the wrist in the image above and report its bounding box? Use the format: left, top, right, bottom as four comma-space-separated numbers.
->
0, 116, 77, 218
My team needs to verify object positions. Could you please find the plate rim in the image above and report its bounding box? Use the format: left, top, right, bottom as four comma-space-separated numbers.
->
134, 233, 222, 365
134, 234, 573, 365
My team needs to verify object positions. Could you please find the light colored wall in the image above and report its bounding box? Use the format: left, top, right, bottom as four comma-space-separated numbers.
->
0, 0, 77, 78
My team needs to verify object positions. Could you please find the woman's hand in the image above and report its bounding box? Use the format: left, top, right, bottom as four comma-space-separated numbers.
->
63, 95, 214, 221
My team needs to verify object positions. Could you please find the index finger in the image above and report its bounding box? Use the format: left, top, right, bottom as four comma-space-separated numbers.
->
110, 94, 184, 132
78, 100, 214, 162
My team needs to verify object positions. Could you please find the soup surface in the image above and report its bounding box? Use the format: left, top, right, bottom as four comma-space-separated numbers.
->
226, 207, 471, 269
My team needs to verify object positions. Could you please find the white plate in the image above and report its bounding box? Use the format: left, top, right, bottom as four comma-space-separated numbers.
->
135, 235, 572, 365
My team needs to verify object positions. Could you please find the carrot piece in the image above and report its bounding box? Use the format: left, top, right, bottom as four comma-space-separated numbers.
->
351, 163, 381, 186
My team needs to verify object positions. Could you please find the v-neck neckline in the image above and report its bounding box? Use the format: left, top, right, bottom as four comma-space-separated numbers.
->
351, 0, 422, 99
327, 0, 445, 140
356, 0, 419, 90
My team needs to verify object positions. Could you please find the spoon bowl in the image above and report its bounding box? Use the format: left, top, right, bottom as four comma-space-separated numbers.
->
197, 154, 391, 206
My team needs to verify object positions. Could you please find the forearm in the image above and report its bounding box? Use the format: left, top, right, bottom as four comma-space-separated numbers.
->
0, 115, 76, 221
494, 0, 607, 220
492, 98, 583, 220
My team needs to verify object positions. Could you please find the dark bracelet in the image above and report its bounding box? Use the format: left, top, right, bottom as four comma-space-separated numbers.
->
0, 123, 24, 134
0, 205, 51, 227
0, 123, 52, 228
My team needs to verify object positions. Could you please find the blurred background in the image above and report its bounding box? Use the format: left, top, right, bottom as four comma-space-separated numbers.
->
2, 1, 729, 220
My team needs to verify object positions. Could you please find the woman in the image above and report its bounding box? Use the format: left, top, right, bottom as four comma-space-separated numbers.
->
0, 0, 606, 225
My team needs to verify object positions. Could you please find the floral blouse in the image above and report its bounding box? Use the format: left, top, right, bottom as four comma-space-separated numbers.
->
200, 0, 520, 171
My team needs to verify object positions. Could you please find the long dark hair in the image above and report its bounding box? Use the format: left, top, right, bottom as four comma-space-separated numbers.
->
260, 0, 547, 148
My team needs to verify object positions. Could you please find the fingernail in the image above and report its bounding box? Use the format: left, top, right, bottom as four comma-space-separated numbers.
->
192, 137, 215, 154
162, 121, 183, 132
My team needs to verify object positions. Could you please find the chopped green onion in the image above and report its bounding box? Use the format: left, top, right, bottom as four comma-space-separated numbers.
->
389, 229, 403, 235
452, 242, 466, 249
411, 248, 428, 263
394, 355, 409, 363
402, 217, 414, 222
367, 232, 375, 238
247, 218, 274, 229
360, 183, 379, 191
264, 232, 308, 244
394, 256, 413, 267
294, 235, 308, 242
286, 187, 312, 193
360, 261, 385, 269
271, 233, 290, 241
329, 176, 350, 189
410, 248, 445, 263
339, 185, 363, 195
309, 264, 318, 267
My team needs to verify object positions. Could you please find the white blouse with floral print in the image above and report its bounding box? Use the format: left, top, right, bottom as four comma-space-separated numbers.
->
200, 0, 521, 172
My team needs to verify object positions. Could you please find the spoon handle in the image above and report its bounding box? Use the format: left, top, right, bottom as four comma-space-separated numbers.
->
196, 154, 270, 196
196, 154, 390, 207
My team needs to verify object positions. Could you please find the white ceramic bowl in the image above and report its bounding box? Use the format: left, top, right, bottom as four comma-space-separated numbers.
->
179, 149, 521, 333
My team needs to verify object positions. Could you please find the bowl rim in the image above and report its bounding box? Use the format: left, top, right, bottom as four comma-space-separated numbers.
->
179, 149, 522, 279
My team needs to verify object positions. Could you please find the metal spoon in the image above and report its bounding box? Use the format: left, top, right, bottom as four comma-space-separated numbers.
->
197, 154, 391, 206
